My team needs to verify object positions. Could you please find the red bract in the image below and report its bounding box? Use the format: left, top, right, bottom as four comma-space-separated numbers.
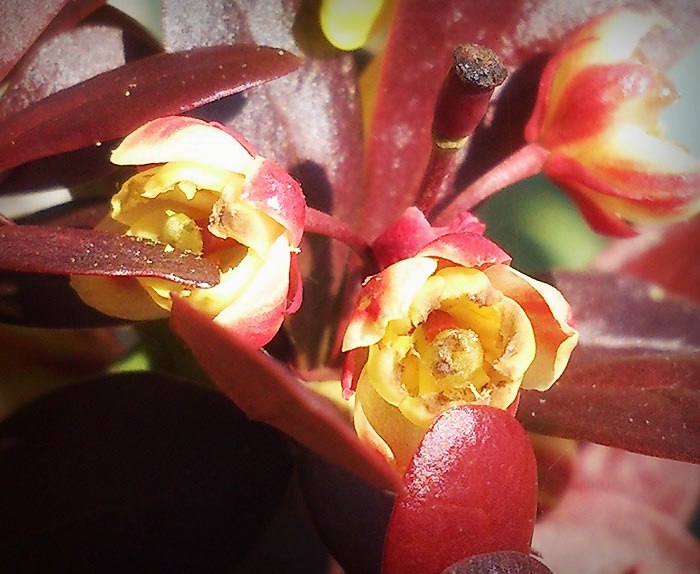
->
382, 405, 538, 574
524, 9, 700, 236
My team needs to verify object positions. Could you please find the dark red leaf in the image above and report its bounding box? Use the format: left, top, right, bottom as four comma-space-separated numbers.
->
552, 270, 700, 351
162, 0, 365, 366
0, 44, 301, 173
519, 349, 700, 463
517, 270, 700, 462
361, 0, 700, 238
0, 225, 219, 287
441, 551, 553, 574
170, 298, 402, 493
299, 451, 395, 574
382, 406, 537, 574
0, 0, 68, 84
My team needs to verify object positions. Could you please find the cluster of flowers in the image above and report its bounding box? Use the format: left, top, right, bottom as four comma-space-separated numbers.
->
1, 4, 697, 573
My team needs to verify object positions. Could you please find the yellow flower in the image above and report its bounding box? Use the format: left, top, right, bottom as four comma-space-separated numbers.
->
71, 116, 305, 346
341, 208, 578, 469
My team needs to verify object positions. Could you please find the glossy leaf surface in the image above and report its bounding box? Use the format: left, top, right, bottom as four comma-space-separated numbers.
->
0, 45, 301, 173
0, 371, 293, 572
0, 225, 219, 287
170, 298, 401, 493
361, 0, 700, 238
520, 349, 699, 462
519, 271, 700, 462
383, 406, 537, 574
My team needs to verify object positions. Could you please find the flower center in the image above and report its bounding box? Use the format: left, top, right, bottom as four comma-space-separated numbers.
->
424, 327, 484, 386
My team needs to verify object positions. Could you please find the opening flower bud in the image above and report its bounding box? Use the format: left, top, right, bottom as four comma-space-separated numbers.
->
342, 208, 578, 470
71, 117, 305, 347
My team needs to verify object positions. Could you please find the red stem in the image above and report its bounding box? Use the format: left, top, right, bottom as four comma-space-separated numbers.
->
431, 143, 550, 222
415, 145, 465, 216
304, 207, 377, 269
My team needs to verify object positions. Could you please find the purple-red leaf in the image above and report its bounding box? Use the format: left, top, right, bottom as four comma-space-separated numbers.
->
361, 0, 700, 238
0, 225, 219, 287
517, 270, 700, 461
0, 44, 301, 173
382, 406, 537, 574
552, 270, 700, 351
441, 551, 553, 574
0, 0, 68, 84
519, 349, 700, 463
170, 298, 401, 493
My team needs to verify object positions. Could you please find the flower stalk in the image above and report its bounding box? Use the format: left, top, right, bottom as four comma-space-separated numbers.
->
304, 206, 377, 271
434, 143, 550, 218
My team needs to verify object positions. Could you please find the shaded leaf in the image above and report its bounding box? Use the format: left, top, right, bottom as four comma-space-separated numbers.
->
383, 406, 537, 574
0, 225, 219, 287
0, 146, 116, 195
0, 371, 294, 572
361, 0, 700, 238
170, 297, 402, 493
299, 451, 395, 574
519, 349, 700, 463
0, 0, 68, 84
441, 551, 553, 574
0, 44, 301, 173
